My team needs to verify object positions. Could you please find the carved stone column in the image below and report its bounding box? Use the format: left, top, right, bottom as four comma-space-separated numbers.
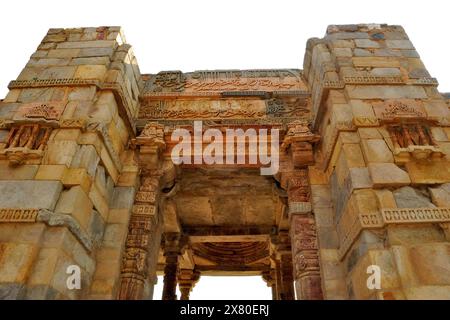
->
178, 269, 200, 300
271, 233, 295, 300
281, 121, 323, 300
118, 123, 166, 300
162, 232, 181, 300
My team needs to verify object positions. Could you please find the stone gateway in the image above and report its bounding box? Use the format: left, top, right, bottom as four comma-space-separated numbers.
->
0, 24, 449, 300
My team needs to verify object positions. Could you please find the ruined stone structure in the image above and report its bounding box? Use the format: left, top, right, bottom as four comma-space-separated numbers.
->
0, 24, 449, 300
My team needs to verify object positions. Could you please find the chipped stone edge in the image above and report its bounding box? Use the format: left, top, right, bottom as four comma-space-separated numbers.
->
36, 209, 93, 252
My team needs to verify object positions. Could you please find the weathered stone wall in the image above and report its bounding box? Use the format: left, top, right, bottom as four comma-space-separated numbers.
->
306, 24, 450, 299
0, 24, 449, 300
0, 27, 142, 299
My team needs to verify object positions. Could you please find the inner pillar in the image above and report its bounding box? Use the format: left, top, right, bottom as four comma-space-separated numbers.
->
178, 269, 200, 300
281, 122, 323, 300
162, 233, 181, 300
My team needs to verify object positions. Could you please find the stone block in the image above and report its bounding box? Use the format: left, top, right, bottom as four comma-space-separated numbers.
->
24, 285, 60, 300
3, 89, 21, 103
16, 223, 46, 244
393, 186, 435, 208
358, 128, 381, 139
27, 247, 59, 286
333, 48, 352, 57
47, 49, 81, 58
0, 283, 26, 299
88, 209, 106, 246
0, 102, 20, 119
0, 243, 38, 283
354, 39, 380, 48
410, 243, 450, 285
101, 223, 128, 248
388, 225, 444, 246
352, 57, 400, 68
63, 167, 92, 194
70, 57, 110, 66
429, 183, 450, 206
349, 99, 376, 118
79, 47, 115, 58
342, 143, 366, 167
313, 207, 334, 227
368, 163, 411, 188
89, 183, 109, 221
361, 139, 393, 163
0, 180, 62, 210
346, 85, 427, 99
71, 145, 100, 177
39, 66, 77, 80
374, 189, 397, 209
339, 132, 360, 144
74, 65, 107, 80
405, 160, 450, 184
347, 167, 373, 189
68, 86, 96, 101
53, 129, 82, 141
431, 127, 448, 142
35, 165, 67, 181
0, 163, 38, 180
350, 249, 401, 299
403, 286, 450, 300
385, 40, 414, 49
55, 186, 93, 231
371, 67, 401, 77
57, 40, 116, 49
44, 140, 79, 166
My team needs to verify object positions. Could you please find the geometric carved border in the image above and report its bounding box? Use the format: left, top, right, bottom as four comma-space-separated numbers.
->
382, 207, 450, 224
0, 208, 38, 222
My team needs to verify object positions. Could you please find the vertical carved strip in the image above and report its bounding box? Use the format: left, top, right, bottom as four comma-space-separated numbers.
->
288, 170, 323, 300
117, 173, 161, 300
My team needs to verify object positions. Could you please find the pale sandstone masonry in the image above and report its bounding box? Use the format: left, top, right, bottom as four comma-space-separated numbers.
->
0, 24, 449, 300
0, 27, 143, 299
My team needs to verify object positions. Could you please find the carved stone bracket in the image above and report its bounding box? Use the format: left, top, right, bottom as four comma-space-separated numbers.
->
133, 122, 166, 171
281, 121, 320, 168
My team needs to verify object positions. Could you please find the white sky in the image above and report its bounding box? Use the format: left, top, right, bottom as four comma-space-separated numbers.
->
0, 0, 448, 300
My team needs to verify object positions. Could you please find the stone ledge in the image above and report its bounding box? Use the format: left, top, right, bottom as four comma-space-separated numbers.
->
338, 207, 450, 260
0, 207, 93, 252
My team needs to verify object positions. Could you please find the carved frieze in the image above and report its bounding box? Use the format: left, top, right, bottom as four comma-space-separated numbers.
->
1, 124, 52, 166
142, 69, 308, 97
18, 101, 65, 121
373, 100, 426, 122
0, 208, 38, 222
387, 123, 444, 162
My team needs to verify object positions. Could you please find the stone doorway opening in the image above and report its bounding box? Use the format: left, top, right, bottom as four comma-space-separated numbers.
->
153, 275, 272, 300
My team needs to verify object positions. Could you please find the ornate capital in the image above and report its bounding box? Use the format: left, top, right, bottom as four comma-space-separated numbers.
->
281, 121, 320, 168
134, 122, 166, 170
